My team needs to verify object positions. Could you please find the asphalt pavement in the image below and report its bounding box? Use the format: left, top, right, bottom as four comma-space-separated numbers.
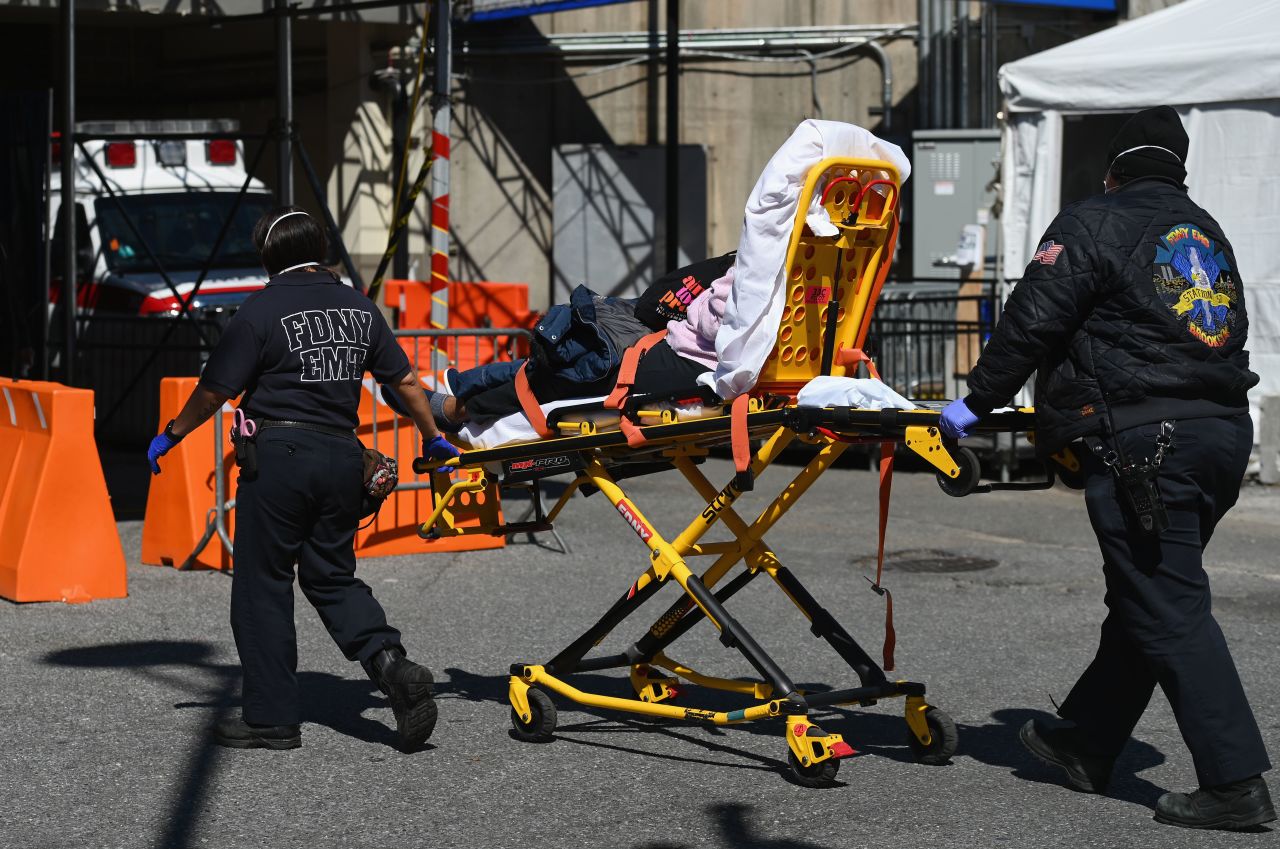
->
3, 457, 1278, 849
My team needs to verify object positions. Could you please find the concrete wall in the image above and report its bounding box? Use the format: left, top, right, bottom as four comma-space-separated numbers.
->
447, 0, 919, 309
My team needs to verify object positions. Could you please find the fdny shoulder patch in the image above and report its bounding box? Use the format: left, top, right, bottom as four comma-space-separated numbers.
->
1153, 223, 1237, 348
1033, 241, 1064, 266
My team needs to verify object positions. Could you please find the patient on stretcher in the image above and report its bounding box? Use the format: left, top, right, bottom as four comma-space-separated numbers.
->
385, 118, 915, 447
383, 252, 736, 430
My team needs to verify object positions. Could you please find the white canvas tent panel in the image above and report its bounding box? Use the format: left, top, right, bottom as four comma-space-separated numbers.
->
998, 0, 1280, 421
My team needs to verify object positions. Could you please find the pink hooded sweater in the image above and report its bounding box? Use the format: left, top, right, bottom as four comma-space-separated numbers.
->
665, 266, 734, 370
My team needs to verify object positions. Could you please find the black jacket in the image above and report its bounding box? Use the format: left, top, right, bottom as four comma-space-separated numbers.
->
966, 177, 1257, 454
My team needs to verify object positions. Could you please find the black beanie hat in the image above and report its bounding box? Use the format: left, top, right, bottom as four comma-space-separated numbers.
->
1107, 106, 1188, 183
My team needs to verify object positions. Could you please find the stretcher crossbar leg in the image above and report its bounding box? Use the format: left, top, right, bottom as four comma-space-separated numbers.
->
769, 565, 886, 687
632, 567, 760, 664
546, 566, 665, 675
802, 680, 924, 708
554, 458, 803, 702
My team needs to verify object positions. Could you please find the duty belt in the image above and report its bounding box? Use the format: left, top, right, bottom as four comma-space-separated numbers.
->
258, 419, 357, 439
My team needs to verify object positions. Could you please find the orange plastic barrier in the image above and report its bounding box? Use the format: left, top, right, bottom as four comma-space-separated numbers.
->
141, 377, 503, 570
354, 383, 505, 557
384, 279, 536, 373
141, 377, 236, 571
0, 378, 127, 602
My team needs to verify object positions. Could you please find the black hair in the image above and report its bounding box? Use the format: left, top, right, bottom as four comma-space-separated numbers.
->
252, 205, 327, 276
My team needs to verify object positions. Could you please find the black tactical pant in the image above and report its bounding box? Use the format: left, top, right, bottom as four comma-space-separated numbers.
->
231, 427, 401, 726
1058, 413, 1270, 786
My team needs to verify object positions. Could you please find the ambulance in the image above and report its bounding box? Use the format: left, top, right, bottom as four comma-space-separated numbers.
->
51, 119, 276, 318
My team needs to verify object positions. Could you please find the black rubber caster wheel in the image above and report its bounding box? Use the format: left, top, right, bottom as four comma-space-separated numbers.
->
936, 446, 981, 498
510, 687, 557, 743
907, 706, 958, 765
786, 749, 840, 788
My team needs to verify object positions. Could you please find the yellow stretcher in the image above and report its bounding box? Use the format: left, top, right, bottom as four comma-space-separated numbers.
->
412, 158, 1065, 786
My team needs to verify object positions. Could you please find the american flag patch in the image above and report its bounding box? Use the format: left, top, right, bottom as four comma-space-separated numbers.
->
1034, 241, 1064, 266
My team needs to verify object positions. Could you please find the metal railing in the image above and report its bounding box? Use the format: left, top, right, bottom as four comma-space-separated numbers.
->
69, 314, 224, 444
866, 291, 995, 402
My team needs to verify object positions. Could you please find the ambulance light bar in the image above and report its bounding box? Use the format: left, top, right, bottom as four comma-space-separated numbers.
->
105, 142, 137, 169
206, 139, 237, 165
155, 140, 187, 167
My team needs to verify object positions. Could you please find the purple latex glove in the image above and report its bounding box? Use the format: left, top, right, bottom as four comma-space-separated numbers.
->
423, 434, 462, 473
147, 430, 180, 475
939, 398, 980, 439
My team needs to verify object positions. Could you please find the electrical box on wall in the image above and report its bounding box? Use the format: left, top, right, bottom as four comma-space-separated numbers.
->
911, 129, 1001, 281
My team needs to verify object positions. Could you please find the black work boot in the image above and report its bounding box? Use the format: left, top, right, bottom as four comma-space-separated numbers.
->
368, 647, 438, 750
213, 716, 301, 750
1018, 718, 1115, 794
1154, 776, 1276, 830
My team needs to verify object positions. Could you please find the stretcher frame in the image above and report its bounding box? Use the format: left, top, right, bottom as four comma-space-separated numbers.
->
413, 157, 1058, 785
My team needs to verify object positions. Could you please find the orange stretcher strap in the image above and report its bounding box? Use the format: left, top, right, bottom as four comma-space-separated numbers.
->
836, 346, 882, 381
605, 330, 668, 410
514, 362, 554, 438
730, 394, 752, 475
618, 418, 648, 448
869, 440, 896, 672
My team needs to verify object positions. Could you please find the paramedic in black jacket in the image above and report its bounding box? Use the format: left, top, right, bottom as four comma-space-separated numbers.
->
146, 207, 460, 751
940, 107, 1273, 830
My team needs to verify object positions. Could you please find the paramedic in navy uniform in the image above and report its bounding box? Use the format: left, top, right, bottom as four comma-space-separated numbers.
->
940, 108, 1273, 830
146, 206, 461, 751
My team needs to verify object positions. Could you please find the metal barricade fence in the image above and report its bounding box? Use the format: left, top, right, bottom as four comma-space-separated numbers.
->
866, 289, 995, 402
369, 328, 532, 493
189, 327, 533, 566
66, 314, 224, 444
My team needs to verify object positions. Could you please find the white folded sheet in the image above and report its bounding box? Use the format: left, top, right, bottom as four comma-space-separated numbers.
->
795, 376, 917, 411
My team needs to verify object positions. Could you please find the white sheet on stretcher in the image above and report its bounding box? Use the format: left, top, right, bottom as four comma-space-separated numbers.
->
450, 376, 915, 451
702, 120, 912, 401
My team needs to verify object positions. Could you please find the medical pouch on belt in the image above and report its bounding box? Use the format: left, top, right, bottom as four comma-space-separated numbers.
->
198, 270, 413, 432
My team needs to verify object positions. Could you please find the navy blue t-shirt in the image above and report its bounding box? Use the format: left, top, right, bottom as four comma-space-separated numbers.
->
200, 269, 412, 429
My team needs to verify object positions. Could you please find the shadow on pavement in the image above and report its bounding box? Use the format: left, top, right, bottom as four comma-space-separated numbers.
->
440, 666, 1170, 808
42, 639, 418, 849
633, 802, 842, 849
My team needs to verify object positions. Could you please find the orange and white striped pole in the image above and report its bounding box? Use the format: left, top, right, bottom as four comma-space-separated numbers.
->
428, 0, 452, 372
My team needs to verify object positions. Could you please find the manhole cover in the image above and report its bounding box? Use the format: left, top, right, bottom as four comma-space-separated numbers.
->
851, 548, 998, 574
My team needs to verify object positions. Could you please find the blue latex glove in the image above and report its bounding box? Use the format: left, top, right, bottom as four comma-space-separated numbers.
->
939, 398, 980, 440
423, 434, 462, 473
148, 430, 181, 475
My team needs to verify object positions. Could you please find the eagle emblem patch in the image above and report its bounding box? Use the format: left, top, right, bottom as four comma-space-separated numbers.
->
1153, 224, 1237, 348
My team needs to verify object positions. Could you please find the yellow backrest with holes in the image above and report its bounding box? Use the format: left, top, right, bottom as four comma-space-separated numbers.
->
754, 157, 901, 396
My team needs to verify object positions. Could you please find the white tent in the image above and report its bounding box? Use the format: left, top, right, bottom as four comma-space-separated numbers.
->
999, 0, 1280, 421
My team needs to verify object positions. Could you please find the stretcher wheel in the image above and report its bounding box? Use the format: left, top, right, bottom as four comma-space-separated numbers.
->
786, 749, 840, 788
510, 687, 557, 743
907, 706, 958, 765
936, 446, 981, 498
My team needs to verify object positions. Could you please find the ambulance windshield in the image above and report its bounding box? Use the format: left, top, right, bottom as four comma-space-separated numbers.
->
94, 192, 275, 274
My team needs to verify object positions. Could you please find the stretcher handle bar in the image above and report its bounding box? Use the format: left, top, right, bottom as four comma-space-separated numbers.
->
412, 455, 462, 475
784, 405, 1036, 433
819, 246, 845, 375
